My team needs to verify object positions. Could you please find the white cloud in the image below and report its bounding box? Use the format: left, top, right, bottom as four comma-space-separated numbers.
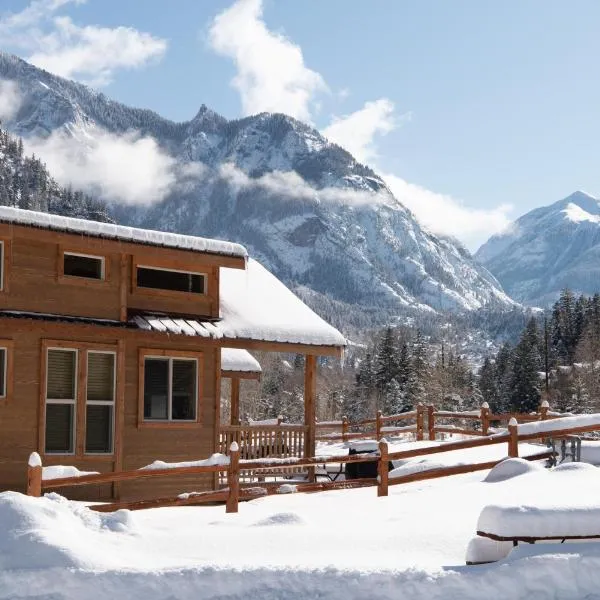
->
0, 80, 22, 121
25, 127, 178, 205
208, 0, 327, 122
322, 98, 400, 164
1, 0, 167, 86
384, 174, 514, 250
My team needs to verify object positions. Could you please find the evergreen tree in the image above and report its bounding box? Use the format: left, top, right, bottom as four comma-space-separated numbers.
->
509, 318, 542, 412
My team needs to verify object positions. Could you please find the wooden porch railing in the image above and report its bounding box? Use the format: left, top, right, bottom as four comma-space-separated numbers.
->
218, 424, 308, 460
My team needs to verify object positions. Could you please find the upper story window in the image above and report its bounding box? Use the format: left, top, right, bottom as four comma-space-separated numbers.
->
136, 266, 206, 294
63, 252, 105, 280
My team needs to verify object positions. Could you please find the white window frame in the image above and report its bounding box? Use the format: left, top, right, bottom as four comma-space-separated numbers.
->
0, 346, 7, 398
63, 251, 105, 281
45, 347, 78, 455
143, 356, 198, 422
136, 264, 207, 295
85, 350, 116, 455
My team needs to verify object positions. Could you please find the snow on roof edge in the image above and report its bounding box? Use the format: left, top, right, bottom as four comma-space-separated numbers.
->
0, 206, 248, 259
221, 348, 262, 373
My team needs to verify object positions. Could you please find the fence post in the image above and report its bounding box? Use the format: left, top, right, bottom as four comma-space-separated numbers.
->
480, 402, 490, 436
342, 415, 348, 442
226, 442, 240, 514
27, 452, 42, 497
427, 405, 435, 440
508, 418, 519, 458
540, 400, 549, 421
378, 440, 389, 497
416, 404, 424, 441
376, 410, 382, 440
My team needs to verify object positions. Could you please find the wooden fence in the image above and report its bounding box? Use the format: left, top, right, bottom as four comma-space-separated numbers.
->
26, 408, 598, 515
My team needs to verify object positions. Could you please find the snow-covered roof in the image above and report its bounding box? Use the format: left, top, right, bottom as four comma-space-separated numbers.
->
221, 348, 261, 374
0, 206, 247, 259
218, 258, 347, 348
131, 259, 347, 349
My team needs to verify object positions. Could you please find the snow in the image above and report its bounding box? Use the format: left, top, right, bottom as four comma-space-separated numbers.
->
139, 454, 229, 470
516, 413, 600, 436
477, 462, 600, 539
219, 258, 347, 347
0, 206, 248, 259
5, 453, 600, 599
220, 348, 261, 373
28, 452, 41, 468
563, 201, 600, 224
42, 466, 99, 481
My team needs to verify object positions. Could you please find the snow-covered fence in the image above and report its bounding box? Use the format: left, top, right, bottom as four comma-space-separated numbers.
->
427, 401, 573, 440
316, 406, 425, 442
377, 412, 600, 496
26, 445, 247, 513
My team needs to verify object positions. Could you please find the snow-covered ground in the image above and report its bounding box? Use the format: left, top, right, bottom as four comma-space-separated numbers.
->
4, 442, 600, 599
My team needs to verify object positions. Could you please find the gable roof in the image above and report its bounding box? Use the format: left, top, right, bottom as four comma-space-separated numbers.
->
0, 206, 247, 260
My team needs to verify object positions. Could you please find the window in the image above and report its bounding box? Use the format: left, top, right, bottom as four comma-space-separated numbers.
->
45, 348, 77, 454
43, 343, 118, 456
85, 352, 115, 454
137, 266, 205, 294
143, 357, 197, 421
63, 252, 104, 280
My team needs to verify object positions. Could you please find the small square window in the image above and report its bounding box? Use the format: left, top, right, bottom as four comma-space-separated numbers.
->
64, 253, 104, 280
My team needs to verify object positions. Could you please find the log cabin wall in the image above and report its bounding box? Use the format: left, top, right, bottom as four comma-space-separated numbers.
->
0, 318, 219, 500
0, 222, 242, 320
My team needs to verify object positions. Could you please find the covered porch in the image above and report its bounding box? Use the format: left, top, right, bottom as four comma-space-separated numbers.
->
216, 259, 346, 477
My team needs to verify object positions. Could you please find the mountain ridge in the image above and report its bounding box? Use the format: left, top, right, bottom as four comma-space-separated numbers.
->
0, 52, 516, 326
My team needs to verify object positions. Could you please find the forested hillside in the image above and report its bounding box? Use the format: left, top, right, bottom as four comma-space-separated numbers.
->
0, 123, 109, 220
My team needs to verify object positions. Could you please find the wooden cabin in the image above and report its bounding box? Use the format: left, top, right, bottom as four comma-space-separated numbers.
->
0, 207, 346, 500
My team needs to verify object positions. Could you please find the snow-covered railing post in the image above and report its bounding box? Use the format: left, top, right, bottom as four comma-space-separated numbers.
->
540, 400, 549, 421
341, 416, 349, 442
376, 410, 382, 440
480, 402, 490, 436
427, 405, 435, 440
416, 404, 424, 441
226, 442, 240, 514
27, 452, 42, 497
378, 440, 389, 497
508, 418, 519, 458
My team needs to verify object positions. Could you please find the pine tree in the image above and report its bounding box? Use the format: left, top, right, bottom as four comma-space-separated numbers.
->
509, 318, 542, 413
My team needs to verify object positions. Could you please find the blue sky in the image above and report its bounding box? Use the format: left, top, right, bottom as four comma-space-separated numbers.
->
2, 0, 600, 249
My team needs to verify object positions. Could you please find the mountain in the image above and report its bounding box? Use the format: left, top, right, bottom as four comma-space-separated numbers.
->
476, 191, 600, 306
0, 52, 515, 327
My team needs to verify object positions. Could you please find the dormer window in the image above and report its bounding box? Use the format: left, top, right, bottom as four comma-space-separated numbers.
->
136, 266, 206, 294
63, 252, 105, 280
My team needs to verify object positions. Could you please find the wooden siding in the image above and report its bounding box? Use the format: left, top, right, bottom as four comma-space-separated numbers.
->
0, 222, 235, 321
0, 317, 218, 500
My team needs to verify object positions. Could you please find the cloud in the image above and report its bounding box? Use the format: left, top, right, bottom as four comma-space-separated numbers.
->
1, 0, 167, 86
208, 0, 327, 122
25, 127, 178, 205
218, 162, 388, 207
0, 80, 22, 121
322, 98, 402, 164
384, 174, 514, 250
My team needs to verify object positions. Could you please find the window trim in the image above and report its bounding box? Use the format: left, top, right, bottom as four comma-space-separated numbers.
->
40, 340, 120, 459
85, 350, 117, 455
138, 348, 203, 428
0, 339, 14, 405
44, 346, 78, 456
58, 246, 109, 285
0, 238, 11, 293
133, 262, 208, 298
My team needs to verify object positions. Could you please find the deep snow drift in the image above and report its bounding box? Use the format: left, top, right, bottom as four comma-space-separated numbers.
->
4, 450, 600, 599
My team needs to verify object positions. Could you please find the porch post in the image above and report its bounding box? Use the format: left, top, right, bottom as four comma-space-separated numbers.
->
230, 377, 241, 426
304, 355, 317, 482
